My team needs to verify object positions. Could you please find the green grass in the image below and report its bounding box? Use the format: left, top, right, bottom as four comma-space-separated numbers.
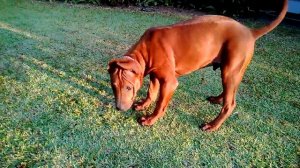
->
0, 0, 299, 167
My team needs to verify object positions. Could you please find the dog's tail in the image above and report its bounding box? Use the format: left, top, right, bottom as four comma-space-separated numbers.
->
251, 0, 288, 39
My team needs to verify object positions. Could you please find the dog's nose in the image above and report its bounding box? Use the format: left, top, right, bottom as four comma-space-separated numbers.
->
116, 104, 126, 111
116, 104, 131, 111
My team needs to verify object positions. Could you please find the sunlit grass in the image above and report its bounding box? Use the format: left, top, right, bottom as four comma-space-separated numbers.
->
0, 0, 299, 167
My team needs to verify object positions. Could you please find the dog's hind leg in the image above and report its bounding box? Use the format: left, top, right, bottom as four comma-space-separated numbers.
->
202, 69, 241, 131
207, 62, 223, 104
134, 74, 160, 111
207, 93, 224, 105
202, 44, 254, 132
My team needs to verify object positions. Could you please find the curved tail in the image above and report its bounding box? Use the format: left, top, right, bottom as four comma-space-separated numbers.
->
252, 0, 288, 39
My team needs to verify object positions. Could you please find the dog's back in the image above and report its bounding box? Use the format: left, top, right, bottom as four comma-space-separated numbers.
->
140, 15, 253, 75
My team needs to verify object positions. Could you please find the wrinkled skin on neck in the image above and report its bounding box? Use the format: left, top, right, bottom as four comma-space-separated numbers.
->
109, 57, 142, 111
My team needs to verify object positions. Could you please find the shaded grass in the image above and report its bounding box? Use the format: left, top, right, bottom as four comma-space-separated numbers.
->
0, 0, 299, 167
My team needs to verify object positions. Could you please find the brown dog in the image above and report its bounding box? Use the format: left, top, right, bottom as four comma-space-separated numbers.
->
108, 0, 287, 132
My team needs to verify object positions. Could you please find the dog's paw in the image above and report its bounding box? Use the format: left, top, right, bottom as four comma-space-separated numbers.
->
133, 104, 146, 111
138, 116, 157, 126
133, 100, 151, 111
200, 123, 220, 132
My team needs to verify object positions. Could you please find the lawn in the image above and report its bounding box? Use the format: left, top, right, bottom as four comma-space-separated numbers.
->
0, 0, 299, 167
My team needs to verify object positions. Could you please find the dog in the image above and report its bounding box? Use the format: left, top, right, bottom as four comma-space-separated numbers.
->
108, 0, 287, 132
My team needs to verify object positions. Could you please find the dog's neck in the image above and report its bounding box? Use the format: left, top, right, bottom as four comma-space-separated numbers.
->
123, 39, 155, 76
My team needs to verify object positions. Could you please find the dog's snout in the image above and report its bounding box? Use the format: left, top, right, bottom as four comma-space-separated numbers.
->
116, 103, 131, 112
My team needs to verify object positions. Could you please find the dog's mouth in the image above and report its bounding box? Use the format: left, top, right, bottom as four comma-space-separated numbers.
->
116, 102, 133, 111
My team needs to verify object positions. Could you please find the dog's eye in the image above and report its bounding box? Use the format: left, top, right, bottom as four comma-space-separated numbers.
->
126, 86, 132, 91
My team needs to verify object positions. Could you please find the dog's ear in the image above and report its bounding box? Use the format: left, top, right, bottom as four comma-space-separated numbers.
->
108, 59, 118, 73
108, 57, 142, 75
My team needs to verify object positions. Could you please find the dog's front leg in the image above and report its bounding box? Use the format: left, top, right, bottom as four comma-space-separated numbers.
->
139, 77, 178, 126
134, 74, 160, 111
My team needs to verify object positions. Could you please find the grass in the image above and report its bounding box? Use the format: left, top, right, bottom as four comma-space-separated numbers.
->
0, 0, 299, 167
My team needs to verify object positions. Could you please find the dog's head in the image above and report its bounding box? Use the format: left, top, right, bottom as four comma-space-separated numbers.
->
108, 57, 143, 111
